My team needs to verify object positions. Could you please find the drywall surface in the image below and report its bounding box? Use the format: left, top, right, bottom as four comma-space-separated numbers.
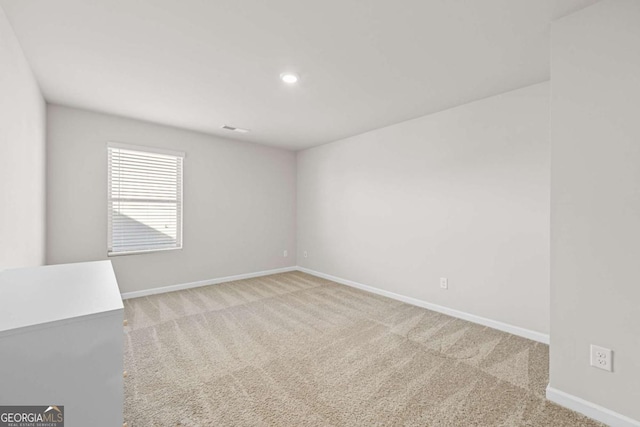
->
297, 82, 550, 334
0, 6, 45, 269
550, 0, 640, 421
46, 105, 296, 293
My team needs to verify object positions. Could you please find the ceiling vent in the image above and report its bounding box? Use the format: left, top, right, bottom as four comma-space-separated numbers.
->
221, 125, 250, 133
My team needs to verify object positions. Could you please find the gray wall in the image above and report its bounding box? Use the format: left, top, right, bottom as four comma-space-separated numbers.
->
47, 105, 296, 293
550, 0, 640, 421
0, 7, 46, 269
297, 82, 550, 334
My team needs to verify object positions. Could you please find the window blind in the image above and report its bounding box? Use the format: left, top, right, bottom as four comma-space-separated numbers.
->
108, 144, 183, 255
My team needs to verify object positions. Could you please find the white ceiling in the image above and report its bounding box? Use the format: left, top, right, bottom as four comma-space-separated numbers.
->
1, 0, 598, 150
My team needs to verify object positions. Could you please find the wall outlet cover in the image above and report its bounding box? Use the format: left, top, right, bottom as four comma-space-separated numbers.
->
590, 344, 612, 372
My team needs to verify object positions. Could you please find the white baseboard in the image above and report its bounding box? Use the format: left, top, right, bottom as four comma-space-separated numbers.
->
296, 266, 549, 344
546, 386, 640, 427
121, 265, 549, 344
120, 266, 297, 299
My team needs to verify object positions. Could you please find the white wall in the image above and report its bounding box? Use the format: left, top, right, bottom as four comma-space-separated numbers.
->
47, 105, 296, 294
550, 0, 640, 422
297, 82, 550, 334
0, 7, 45, 269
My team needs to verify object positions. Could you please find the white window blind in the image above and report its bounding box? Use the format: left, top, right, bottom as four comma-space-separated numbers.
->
108, 144, 184, 255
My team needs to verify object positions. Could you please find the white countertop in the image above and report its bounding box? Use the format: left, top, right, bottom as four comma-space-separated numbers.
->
0, 260, 123, 336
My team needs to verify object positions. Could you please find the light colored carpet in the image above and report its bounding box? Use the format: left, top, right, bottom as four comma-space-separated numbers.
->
123, 271, 601, 426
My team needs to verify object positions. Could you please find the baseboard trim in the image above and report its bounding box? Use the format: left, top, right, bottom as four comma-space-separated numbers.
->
296, 266, 549, 344
121, 265, 549, 344
546, 386, 640, 427
120, 266, 297, 299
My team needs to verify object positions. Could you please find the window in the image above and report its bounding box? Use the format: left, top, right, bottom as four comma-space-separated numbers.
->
107, 143, 184, 255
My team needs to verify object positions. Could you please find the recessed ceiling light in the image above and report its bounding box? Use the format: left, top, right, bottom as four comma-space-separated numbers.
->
280, 72, 299, 84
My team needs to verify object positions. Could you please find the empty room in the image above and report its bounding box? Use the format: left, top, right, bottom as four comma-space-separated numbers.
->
1, 0, 639, 426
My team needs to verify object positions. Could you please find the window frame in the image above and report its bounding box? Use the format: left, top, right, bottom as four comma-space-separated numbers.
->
107, 142, 185, 257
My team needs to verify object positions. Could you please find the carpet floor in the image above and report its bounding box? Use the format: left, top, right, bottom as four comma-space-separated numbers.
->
123, 271, 601, 426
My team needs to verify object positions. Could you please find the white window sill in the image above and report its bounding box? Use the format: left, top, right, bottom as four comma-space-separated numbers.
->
107, 246, 183, 257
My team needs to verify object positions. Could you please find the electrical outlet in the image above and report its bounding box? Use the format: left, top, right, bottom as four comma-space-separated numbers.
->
303, 251, 308, 258
590, 345, 612, 372
440, 277, 448, 289
283, 250, 288, 257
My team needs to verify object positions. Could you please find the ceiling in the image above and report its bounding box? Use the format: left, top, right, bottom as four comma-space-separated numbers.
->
1, 0, 598, 150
